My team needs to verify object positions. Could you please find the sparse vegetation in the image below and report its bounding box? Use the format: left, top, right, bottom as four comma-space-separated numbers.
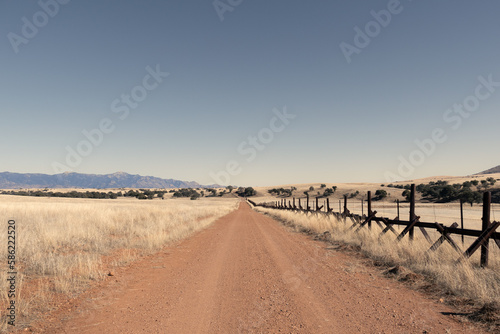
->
254, 206, 500, 316
374, 189, 387, 201
349, 191, 360, 199
237, 187, 256, 197
0, 189, 177, 200
416, 180, 488, 205
268, 188, 293, 197
323, 188, 334, 197
0, 196, 238, 330
173, 188, 201, 199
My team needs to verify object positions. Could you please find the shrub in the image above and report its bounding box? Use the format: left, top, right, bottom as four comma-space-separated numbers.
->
374, 189, 387, 200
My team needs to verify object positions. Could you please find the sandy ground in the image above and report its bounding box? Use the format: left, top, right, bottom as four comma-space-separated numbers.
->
37, 202, 484, 334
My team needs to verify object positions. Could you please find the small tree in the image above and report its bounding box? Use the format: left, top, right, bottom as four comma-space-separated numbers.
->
323, 188, 333, 196
349, 191, 359, 198
374, 189, 387, 201
462, 181, 472, 188
309, 186, 314, 191
320, 184, 326, 188
237, 187, 256, 197
402, 189, 411, 201
459, 190, 482, 207
487, 177, 497, 187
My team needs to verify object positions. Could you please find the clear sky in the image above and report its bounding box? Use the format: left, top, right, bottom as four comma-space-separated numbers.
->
1, 0, 499, 186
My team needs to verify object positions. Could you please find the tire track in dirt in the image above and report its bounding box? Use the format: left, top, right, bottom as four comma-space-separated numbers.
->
40, 202, 484, 333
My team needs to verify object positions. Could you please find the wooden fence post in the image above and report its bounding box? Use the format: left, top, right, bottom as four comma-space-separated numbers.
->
481, 192, 491, 267
409, 184, 416, 241
460, 199, 464, 246
367, 191, 372, 229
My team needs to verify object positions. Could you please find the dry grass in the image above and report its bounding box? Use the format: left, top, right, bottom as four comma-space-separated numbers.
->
0, 195, 238, 331
252, 172, 500, 209
254, 207, 500, 310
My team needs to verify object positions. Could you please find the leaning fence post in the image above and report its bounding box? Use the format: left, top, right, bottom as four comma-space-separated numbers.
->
481, 192, 491, 267
409, 184, 416, 241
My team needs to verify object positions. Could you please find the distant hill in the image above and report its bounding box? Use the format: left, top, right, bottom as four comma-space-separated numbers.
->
477, 165, 500, 175
0, 172, 219, 189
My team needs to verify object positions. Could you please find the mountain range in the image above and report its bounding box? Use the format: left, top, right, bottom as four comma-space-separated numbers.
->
477, 165, 500, 175
0, 172, 219, 189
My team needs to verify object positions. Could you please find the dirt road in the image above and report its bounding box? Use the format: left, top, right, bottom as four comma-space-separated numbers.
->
43, 202, 482, 333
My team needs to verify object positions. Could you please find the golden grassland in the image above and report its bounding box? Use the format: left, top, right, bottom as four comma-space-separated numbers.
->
253, 172, 500, 209
253, 206, 500, 311
0, 195, 238, 331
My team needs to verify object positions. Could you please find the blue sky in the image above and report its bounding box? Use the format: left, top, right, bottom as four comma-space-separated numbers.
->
1, 0, 499, 186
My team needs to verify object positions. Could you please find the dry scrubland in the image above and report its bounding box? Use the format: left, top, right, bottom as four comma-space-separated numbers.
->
253, 174, 500, 231
0, 195, 238, 331
254, 173, 500, 207
254, 206, 500, 311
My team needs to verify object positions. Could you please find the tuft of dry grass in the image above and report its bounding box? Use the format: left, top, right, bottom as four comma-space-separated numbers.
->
254, 207, 500, 310
0, 195, 238, 331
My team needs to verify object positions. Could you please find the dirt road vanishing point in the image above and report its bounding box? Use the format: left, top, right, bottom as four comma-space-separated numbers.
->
42, 202, 483, 333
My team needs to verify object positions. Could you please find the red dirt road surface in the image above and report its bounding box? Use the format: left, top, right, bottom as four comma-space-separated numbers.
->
43, 202, 483, 333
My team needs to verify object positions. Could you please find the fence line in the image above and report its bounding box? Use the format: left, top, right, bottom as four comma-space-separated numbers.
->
248, 184, 500, 268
